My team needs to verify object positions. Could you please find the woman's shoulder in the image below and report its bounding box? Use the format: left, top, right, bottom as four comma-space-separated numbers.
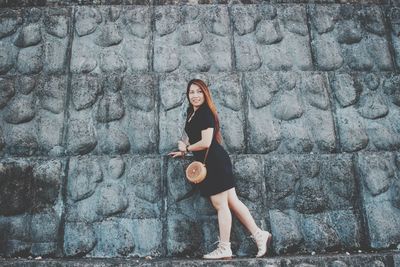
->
198, 104, 212, 115
197, 105, 213, 119
198, 104, 215, 127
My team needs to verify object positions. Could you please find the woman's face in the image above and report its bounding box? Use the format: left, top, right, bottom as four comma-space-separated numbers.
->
188, 84, 205, 108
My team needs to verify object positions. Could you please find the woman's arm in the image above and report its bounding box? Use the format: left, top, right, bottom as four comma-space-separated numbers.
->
182, 135, 189, 145
178, 128, 213, 152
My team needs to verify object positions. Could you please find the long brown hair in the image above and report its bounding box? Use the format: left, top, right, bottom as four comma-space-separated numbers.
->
186, 79, 223, 144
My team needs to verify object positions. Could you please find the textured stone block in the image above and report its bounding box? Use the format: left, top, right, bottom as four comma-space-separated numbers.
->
71, 6, 150, 74
357, 152, 400, 249
209, 73, 245, 153
154, 5, 232, 73
43, 8, 70, 74
0, 75, 67, 157
66, 155, 162, 221
395, 254, 400, 267
0, 158, 64, 257
65, 155, 162, 257
331, 73, 400, 152
67, 74, 157, 155
32, 160, 63, 212
0, 8, 70, 75
232, 155, 265, 214
129, 219, 163, 257
90, 219, 135, 257
246, 72, 335, 154
67, 156, 103, 202
0, 9, 22, 40
159, 73, 189, 154
166, 215, 203, 257
29, 210, 60, 256
310, 5, 393, 71
124, 156, 162, 218
0, 215, 31, 257
0, 160, 33, 216
232, 5, 312, 71
265, 154, 362, 254
64, 222, 96, 257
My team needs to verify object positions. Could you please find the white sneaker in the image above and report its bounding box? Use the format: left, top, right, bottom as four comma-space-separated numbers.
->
251, 230, 272, 257
203, 241, 233, 260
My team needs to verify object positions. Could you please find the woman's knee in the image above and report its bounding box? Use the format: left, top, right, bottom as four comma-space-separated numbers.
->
227, 189, 241, 208
210, 192, 229, 210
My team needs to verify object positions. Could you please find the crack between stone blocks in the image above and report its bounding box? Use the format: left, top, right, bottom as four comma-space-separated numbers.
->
352, 152, 372, 251
57, 156, 70, 257
305, 4, 316, 72
325, 71, 341, 154
152, 6, 161, 155
149, 4, 156, 73
60, 6, 75, 162
160, 155, 169, 257
382, 4, 399, 74
240, 72, 250, 155
57, 5, 76, 257
228, 4, 237, 72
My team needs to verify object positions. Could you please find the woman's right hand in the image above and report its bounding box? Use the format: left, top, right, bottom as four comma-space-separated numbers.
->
168, 151, 184, 158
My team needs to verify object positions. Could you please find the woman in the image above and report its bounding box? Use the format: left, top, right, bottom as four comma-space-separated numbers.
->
168, 79, 272, 260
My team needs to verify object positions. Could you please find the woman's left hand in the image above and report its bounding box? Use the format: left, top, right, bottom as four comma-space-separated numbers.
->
178, 141, 186, 152
168, 151, 184, 158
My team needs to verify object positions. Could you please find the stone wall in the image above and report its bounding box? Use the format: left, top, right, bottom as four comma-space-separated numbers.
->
0, 2, 400, 259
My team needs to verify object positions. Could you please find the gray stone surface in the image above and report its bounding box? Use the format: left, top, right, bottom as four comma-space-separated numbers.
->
331, 73, 400, 152
0, 2, 400, 260
246, 72, 335, 154
64, 155, 163, 257
310, 5, 393, 71
71, 6, 150, 74
357, 152, 400, 249
395, 254, 400, 267
0, 75, 67, 157
266, 154, 361, 254
154, 6, 231, 73
0, 158, 64, 257
67, 74, 157, 155
233, 5, 312, 71
0, 8, 70, 75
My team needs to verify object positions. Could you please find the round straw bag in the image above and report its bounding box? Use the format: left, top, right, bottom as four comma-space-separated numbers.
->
185, 147, 210, 184
186, 161, 207, 184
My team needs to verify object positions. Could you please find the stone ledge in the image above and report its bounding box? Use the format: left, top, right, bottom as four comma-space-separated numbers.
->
1, 251, 400, 266
0, 0, 392, 7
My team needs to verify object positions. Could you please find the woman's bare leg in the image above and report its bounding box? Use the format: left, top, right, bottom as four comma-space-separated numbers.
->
227, 187, 272, 257
227, 188, 260, 235
210, 190, 232, 243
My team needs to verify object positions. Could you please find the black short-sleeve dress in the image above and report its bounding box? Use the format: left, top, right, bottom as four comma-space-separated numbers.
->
185, 104, 236, 197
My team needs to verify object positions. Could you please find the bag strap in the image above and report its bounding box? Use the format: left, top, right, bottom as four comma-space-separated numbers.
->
203, 146, 210, 165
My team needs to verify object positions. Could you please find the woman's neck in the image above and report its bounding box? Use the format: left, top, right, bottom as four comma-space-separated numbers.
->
193, 103, 205, 112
